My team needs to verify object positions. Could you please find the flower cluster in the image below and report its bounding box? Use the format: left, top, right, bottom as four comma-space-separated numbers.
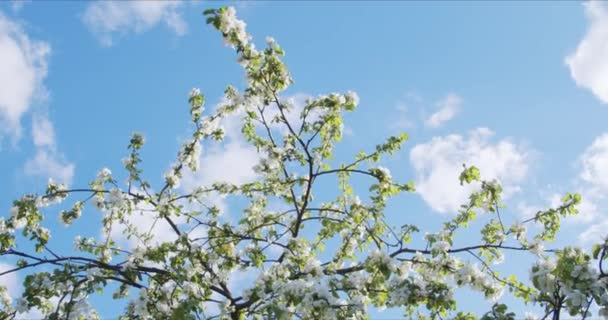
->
3, 6, 607, 320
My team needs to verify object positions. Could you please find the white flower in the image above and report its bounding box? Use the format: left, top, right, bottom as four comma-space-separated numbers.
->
122, 156, 134, 167
0, 289, 12, 306
434, 240, 451, 253
218, 7, 251, 48
164, 170, 180, 189
12, 217, 26, 230
529, 239, 545, 257
493, 251, 505, 265
74, 236, 83, 250
10, 206, 19, 218
108, 188, 125, 206
346, 90, 360, 106
510, 222, 527, 240
376, 166, 392, 180
495, 230, 507, 243
265, 36, 275, 46
349, 196, 362, 207
567, 290, 586, 308
35, 196, 50, 208
303, 258, 322, 276
92, 195, 105, 210
524, 312, 539, 320
37, 227, 50, 240
157, 302, 170, 314
189, 88, 201, 98
87, 267, 102, 281
102, 248, 112, 262
0, 218, 11, 235
571, 265, 585, 278
397, 261, 412, 277
200, 116, 219, 135
97, 168, 112, 181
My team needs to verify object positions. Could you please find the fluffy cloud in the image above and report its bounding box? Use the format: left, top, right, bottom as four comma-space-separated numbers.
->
391, 103, 415, 131
565, 2, 608, 104
0, 12, 50, 142
23, 149, 75, 185
82, 1, 187, 46
390, 93, 423, 132
424, 93, 462, 128
579, 133, 608, 192
0, 263, 18, 298
31, 114, 54, 148
576, 133, 608, 243
0, 13, 74, 184
23, 114, 75, 185
182, 99, 261, 186
410, 128, 530, 214
579, 219, 608, 245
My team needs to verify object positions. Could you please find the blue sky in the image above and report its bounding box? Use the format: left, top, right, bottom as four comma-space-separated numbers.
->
2, 1, 608, 318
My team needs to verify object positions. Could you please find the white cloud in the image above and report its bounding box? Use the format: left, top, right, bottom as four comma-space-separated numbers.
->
424, 93, 462, 128
181, 102, 260, 190
391, 103, 415, 131
0, 263, 18, 298
565, 1, 608, 104
410, 128, 530, 214
0, 12, 50, 143
515, 201, 541, 220
575, 133, 608, 242
22, 114, 75, 185
23, 148, 75, 185
31, 114, 55, 147
579, 133, 608, 192
184, 142, 259, 188
579, 219, 608, 245
0, 14, 74, 184
82, 1, 187, 46
390, 92, 422, 131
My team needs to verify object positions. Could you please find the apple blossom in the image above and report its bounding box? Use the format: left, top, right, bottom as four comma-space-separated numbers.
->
1, 6, 607, 320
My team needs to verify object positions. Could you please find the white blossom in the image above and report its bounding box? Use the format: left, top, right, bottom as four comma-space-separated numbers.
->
265, 36, 275, 46
97, 167, 112, 181
510, 221, 527, 240
376, 166, 392, 180
189, 87, 201, 98
529, 239, 545, 257
346, 90, 360, 106
164, 169, 180, 189
0, 289, 12, 306
0, 218, 11, 235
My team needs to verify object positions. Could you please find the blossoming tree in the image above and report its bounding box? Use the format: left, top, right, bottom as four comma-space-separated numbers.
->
1, 7, 608, 320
